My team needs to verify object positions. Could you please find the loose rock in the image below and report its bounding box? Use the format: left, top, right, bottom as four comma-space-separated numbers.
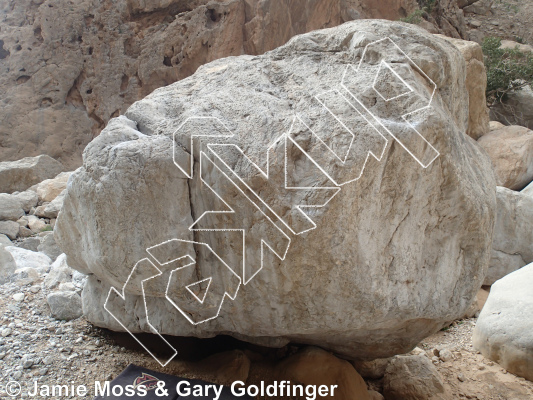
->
47, 291, 83, 321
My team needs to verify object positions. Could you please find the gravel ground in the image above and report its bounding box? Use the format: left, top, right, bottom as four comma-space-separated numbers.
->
1, 273, 532, 400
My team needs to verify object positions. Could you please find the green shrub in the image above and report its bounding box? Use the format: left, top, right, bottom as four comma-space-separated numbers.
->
400, 0, 436, 24
482, 36, 533, 106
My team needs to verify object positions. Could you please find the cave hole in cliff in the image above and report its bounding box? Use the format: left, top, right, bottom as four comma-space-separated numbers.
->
0, 40, 10, 59
16, 75, 30, 84
163, 56, 172, 67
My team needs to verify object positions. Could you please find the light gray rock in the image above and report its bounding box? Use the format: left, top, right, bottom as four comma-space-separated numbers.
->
0, 244, 17, 284
11, 191, 39, 213
486, 187, 533, 285
56, 20, 496, 359
0, 155, 63, 194
383, 355, 448, 399
0, 193, 24, 221
47, 291, 83, 321
473, 263, 533, 382
34, 189, 67, 219
0, 220, 20, 240
37, 233, 62, 261
4, 246, 52, 271
12, 267, 41, 285
18, 226, 33, 238
44, 253, 73, 289
0, 234, 11, 246
17, 237, 41, 252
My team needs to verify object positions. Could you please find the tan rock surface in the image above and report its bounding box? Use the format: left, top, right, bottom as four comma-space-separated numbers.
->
0, 0, 416, 169
438, 36, 490, 139
478, 126, 533, 190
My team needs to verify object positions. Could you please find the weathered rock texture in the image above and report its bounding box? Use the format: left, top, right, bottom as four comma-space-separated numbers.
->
477, 125, 533, 190
437, 35, 489, 139
0, 155, 63, 194
485, 187, 533, 285
56, 20, 496, 360
0, 0, 417, 169
473, 263, 533, 382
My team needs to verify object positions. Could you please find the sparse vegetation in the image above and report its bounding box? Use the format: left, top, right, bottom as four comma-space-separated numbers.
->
482, 36, 533, 106
400, 0, 436, 24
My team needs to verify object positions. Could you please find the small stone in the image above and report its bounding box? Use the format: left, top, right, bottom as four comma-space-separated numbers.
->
38, 368, 48, 376
29, 285, 41, 293
1, 328, 12, 337
13, 371, 22, 379
42, 356, 53, 365
458, 373, 466, 382
13, 293, 25, 302
439, 348, 453, 362
21, 355, 33, 369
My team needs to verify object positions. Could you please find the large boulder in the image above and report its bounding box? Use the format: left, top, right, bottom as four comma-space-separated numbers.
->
486, 187, 533, 285
0, 155, 63, 194
438, 36, 489, 139
56, 20, 496, 360
477, 126, 533, 190
473, 263, 533, 382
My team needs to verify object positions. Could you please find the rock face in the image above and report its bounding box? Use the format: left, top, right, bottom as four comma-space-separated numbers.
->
477, 126, 533, 190
383, 355, 449, 400
438, 36, 489, 139
0, 0, 417, 170
0, 155, 64, 194
276, 347, 370, 400
473, 263, 533, 382
0, 245, 17, 284
56, 20, 497, 360
46, 291, 83, 321
486, 187, 533, 285
490, 85, 533, 130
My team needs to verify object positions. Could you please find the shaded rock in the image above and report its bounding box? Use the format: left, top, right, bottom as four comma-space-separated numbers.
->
34, 189, 67, 219
17, 237, 41, 252
473, 263, 533, 382
11, 191, 39, 213
18, 226, 33, 238
47, 291, 83, 321
27, 216, 47, 233
0, 244, 17, 284
0, 220, 20, 240
0, 193, 24, 221
486, 187, 533, 285
368, 391, 385, 400
56, 20, 496, 359
438, 36, 489, 139
463, 0, 493, 15
44, 253, 73, 289
490, 85, 533, 130
193, 350, 251, 386
478, 126, 533, 190
383, 355, 448, 399
38, 232, 62, 261
30, 172, 72, 202
0, 155, 63, 194
352, 358, 391, 379
276, 347, 370, 400
457, 0, 481, 8
4, 246, 52, 271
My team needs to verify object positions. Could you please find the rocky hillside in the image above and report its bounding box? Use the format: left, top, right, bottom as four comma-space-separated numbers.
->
0, 0, 419, 169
